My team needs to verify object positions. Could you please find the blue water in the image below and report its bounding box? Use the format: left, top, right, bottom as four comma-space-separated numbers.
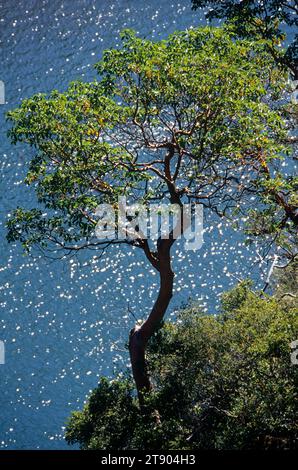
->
0, 0, 294, 450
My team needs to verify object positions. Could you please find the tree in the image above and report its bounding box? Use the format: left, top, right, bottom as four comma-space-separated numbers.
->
190, 3, 298, 260
191, 1, 298, 77
65, 283, 298, 450
6, 26, 295, 406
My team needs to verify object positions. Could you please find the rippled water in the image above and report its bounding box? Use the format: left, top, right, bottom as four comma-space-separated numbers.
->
0, 0, 293, 450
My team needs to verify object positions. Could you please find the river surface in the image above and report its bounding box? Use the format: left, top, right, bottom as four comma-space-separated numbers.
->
0, 0, 294, 449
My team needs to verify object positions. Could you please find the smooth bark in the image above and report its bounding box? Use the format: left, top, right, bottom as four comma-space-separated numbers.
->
128, 241, 174, 407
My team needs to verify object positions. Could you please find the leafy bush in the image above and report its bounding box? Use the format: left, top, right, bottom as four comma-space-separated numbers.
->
66, 284, 298, 450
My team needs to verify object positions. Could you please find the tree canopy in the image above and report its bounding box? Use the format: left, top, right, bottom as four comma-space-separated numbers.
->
6, 27, 295, 257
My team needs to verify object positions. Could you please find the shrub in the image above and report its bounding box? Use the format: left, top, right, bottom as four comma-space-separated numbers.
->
66, 284, 298, 450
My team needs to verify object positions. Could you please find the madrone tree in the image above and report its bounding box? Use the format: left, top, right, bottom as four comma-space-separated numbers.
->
6, 27, 296, 405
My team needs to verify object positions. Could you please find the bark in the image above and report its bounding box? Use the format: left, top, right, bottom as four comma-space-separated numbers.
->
128, 242, 174, 408
128, 145, 184, 409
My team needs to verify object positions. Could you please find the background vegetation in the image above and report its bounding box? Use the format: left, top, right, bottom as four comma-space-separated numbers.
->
65, 271, 298, 450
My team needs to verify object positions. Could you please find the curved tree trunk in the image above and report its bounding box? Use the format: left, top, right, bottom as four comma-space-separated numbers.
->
128, 146, 184, 408
128, 243, 174, 407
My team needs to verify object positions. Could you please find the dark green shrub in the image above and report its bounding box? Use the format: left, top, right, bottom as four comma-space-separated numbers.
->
66, 285, 298, 450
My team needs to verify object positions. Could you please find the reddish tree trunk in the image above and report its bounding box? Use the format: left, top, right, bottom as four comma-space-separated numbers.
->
128, 245, 174, 407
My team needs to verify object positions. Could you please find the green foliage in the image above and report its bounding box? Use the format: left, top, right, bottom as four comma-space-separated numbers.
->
65, 378, 140, 450
65, 286, 298, 450
221, 279, 253, 314
6, 26, 292, 255
6, 81, 143, 251
191, 1, 298, 71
